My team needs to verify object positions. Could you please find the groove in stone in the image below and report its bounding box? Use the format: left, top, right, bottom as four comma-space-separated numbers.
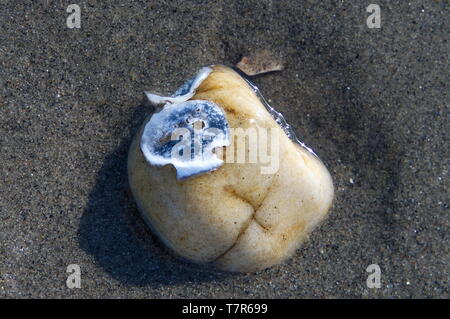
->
211, 181, 274, 262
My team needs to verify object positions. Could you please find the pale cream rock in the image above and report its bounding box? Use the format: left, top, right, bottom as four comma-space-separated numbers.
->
128, 65, 334, 272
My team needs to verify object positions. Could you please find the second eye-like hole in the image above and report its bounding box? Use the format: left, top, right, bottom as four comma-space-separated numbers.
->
192, 120, 206, 129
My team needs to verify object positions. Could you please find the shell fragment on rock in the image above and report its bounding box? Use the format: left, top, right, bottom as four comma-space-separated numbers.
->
144, 67, 212, 105
140, 67, 230, 180
140, 100, 230, 180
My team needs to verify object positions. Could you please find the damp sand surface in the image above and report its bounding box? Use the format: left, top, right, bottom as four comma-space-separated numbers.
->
0, 1, 448, 298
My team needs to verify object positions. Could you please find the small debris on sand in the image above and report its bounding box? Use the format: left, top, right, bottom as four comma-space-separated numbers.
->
236, 49, 284, 76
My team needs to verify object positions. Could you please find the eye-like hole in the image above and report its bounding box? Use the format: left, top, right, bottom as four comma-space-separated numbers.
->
158, 134, 172, 145
192, 120, 206, 130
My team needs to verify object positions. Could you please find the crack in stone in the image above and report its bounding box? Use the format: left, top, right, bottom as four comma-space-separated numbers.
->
211, 211, 253, 263
211, 182, 273, 262
254, 218, 270, 232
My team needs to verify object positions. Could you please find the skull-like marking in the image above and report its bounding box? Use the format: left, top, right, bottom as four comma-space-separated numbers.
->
140, 100, 230, 179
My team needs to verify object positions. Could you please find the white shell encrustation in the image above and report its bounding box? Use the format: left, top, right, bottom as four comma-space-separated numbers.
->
140, 67, 231, 180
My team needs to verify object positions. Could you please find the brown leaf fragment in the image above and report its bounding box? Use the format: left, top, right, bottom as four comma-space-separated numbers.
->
236, 50, 284, 76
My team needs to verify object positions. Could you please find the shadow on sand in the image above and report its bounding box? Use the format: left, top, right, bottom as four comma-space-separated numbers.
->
78, 100, 231, 287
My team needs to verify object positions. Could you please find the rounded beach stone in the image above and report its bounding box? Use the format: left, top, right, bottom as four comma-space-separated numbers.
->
128, 65, 334, 272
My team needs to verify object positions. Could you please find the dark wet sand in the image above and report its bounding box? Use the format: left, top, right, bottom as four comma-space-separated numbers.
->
0, 1, 448, 298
